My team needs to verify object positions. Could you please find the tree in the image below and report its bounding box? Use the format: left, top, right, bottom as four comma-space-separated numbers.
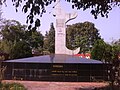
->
2, 0, 120, 29
112, 39, 120, 86
0, 5, 7, 84
66, 21, 101, 53
0, 40, 13, 55
113, 39, 120, 45
0, 20, 28, 59
112, 45, 120, 60
44, 23, 55, 53
43, 31, 49, 54
25, 29, 44, 55
0, 20, 27, 59
111, 39, 120, 61
11, 41, 32, 59
0, 20, 26, 42
25, 29, 44, 49
91, 39, 120, 63
109, 40, 120, 86
0, 20, 44, 58
91, 39, 112, 62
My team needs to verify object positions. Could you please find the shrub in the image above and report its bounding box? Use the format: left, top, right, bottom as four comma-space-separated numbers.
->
0, 82, 27, 90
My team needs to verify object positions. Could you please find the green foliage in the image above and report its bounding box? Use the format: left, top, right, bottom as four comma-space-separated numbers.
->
9, 0, 120, 29
43, 31, 49, 53
66, 21, 101, 53
0, 40, 13, 54
0, 20, 29, 59
0, 20, 43, 59
91, 39, 120, 63
0, 20, 26, 42
0, 82, 27, 90
91, 39, 111, 62
25, 29, 44, 49
48, 23, 55, 53
0, 20, 44, 59
111, 39, 120, 61
112, 45, 120, 60
24, 28, 44, 55
11, 41, 32, 59
44, 23, 55, 54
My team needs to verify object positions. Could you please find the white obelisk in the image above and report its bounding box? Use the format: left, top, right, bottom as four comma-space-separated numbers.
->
54, 0, 80, 55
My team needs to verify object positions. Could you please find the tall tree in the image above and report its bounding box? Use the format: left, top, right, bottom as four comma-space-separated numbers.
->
0, 7, 13, 60
66, 21, 101, 53
0, 20, 44, 58
43, 31, 49, 53
0, 6, 7, 84
44, 23, 55, 53
91, 39, 120, 85
2, 0, 120, 29
0, 20, 26, 42
0, 20, 28, 59
0, 20, 31, 59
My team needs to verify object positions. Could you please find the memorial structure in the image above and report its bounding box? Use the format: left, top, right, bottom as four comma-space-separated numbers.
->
2, 0, 111, 82
54, 0, 80, 55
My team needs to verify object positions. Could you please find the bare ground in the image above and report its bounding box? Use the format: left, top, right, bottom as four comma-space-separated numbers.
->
2, 80, 109, 90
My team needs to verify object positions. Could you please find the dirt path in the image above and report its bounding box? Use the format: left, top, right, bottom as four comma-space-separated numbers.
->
3, 80, 109, 90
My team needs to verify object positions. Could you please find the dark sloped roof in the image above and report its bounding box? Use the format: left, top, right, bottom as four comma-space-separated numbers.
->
4, 54, 103, 64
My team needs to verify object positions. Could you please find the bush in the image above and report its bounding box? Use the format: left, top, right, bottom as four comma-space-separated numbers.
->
0, 82, 27, 90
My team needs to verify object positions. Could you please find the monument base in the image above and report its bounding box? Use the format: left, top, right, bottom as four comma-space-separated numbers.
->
3, 54, 111, 82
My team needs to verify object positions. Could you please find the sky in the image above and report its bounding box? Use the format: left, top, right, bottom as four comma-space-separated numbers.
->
2, 0, 120, 43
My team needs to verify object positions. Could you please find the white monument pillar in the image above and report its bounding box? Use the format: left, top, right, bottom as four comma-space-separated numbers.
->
54, 0, 80, 55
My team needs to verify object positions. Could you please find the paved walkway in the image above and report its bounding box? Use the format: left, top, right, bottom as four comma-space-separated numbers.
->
3, 80, 109, 90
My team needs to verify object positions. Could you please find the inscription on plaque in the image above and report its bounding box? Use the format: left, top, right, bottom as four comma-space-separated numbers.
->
52, 64, 78, 76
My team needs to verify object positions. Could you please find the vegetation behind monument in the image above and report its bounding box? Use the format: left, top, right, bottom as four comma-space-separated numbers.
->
0, 20, 44, 59
0, 19, 119, 62
44, 23, 55, 54
66, 21, 101, 54
91, 39, 120, 63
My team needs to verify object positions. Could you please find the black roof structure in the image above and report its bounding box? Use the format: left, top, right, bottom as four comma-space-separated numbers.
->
4, 54, 103, 64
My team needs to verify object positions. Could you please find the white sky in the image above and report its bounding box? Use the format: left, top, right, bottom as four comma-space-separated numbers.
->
2, 0, 120, 43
